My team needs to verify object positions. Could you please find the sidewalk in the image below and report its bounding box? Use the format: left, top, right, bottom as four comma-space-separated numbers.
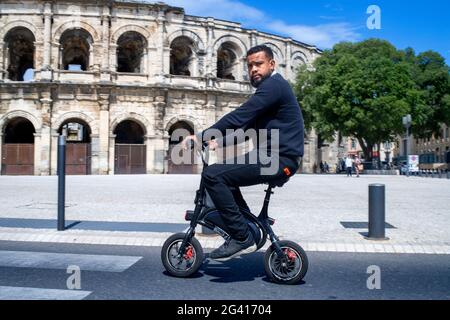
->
0, 174, 449, 254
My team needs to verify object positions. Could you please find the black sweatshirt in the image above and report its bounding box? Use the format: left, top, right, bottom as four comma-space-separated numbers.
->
199, 72, 304, 158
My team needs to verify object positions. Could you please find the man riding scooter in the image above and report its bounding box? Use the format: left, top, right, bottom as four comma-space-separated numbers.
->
182, 45, 304, 261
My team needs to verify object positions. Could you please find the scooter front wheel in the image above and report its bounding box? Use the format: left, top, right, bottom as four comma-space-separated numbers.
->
161, 233, 204, 277
264, 240, 308, 285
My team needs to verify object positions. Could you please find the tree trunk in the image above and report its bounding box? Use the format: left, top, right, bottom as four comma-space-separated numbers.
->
357, 137, 373, 161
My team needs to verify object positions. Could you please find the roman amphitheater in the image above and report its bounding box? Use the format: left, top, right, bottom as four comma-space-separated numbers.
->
0, 0, 330, 175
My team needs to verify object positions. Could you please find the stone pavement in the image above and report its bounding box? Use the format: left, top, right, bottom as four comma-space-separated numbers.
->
0, 174, 449, 254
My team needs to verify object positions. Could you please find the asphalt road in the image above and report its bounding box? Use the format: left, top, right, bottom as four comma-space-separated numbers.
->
0, 240, 449, 300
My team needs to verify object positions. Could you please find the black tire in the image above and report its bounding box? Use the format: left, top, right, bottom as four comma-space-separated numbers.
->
264, 240, 308, 285
161, 233, 204, 278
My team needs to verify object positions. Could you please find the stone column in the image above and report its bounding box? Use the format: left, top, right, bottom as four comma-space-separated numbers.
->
143, 49, 148, 74
38, 126, 52, 175
98, 96, 110, 175
89, 46, 94, 70
0, 133, 3, 173
33, 131, 42, 175
145, 135, 155, 173
147, 45, 156, 81
100, 8, 111, 82
157, 9, 167, 78
250, 30, 258, 47
109, 44, 118, 72
50, 131, 59, 175
239, 57, 246, 81
39, 97, 52, 175
58, 46, 63, 70
108, 134, 116, 175
0, 42, 4, 81
160, 134, 170, 174
4, 47, 9, 80
285, 39, 292, 80
90, 134, 100, 174
42, 2, 52, 69
206, 18, 214, 77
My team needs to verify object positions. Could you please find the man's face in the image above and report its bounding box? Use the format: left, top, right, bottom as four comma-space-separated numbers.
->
247, 51, 275, 87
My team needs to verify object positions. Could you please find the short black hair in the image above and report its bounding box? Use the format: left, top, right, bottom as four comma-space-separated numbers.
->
246, 45, 274, 60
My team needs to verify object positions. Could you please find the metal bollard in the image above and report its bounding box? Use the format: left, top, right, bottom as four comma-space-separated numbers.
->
447, 171, 450, 179
57, 135, 66, 231
365, 184, 389, 240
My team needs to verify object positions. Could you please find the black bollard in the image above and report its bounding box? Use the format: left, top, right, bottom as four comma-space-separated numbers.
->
57, 135, 66, 231
365, 184, 389, 240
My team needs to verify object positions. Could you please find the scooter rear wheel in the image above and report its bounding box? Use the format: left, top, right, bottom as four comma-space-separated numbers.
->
161, 233, 204, 277
264, 240, 308, 285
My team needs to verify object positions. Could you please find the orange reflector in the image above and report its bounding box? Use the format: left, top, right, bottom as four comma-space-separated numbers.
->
283, 167, 291, 176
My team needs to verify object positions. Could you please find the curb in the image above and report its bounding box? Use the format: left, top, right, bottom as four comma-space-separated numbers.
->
0, 228, 449, 255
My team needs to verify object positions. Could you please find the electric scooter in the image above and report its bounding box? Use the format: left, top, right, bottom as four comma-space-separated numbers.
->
161, 142, 308, 284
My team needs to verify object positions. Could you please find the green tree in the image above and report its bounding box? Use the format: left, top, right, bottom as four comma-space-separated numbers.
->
294, 39, 450, 161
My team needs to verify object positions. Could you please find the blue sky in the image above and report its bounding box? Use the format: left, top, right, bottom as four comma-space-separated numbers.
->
160, 0, 450, 63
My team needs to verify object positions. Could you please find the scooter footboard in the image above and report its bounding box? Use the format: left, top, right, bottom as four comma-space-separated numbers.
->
202, 209, 264, 248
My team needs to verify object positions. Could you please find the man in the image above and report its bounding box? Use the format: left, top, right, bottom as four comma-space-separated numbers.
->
345, 155, 354, 177
182, 45, 304, 261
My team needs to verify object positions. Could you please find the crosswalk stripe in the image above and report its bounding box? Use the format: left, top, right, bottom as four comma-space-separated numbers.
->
0, 286, 91, 300
0, 250, 142, 272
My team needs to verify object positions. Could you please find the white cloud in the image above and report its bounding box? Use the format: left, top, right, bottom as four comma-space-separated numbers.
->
268, 20, 361, 48
158, 0, 265, 23
144, 0, 361, 48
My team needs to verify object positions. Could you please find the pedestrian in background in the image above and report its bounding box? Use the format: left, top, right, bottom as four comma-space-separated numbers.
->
355, 156, 361, 177
345, 155, 353, 177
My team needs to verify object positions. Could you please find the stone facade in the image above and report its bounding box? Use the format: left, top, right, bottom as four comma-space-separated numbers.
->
0, 0, 322, 175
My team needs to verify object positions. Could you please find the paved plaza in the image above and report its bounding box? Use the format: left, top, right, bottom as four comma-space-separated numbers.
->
0, 174, 449, 253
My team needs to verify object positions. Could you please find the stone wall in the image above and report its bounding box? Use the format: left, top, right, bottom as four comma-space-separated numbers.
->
0, 0, 324, 175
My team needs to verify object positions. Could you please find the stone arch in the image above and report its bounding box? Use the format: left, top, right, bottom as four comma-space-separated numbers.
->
262, 42, 284, 64
164, 115, 200, 134
292, 50, 308, 65
291, 50, 309, 76
53, 112, 98, 135
115, 31, 148, 73
110, 113, 150, 136
214, 36, 247, 81
213, 35, 247, 58
53, 20, 100, 44
0, 110, 41, 134
165, 116, 200, 174
166, 29, 205, 53
0, 20, 42, 43
3, 26, 37, 81
111, 25, 153, 46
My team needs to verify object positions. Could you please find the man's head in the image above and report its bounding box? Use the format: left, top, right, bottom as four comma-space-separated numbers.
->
246, 45, 276, 88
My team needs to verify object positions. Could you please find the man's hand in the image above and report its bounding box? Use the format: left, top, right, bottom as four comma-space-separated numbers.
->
181, 135, 219, 151
208, 140, 219, 151
181, 135, 198, 150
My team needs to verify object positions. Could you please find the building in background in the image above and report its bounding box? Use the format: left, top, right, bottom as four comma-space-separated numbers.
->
0, 0, 324, 175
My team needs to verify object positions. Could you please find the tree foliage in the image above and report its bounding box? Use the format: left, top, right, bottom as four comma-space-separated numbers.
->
294, 39, 450, 160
